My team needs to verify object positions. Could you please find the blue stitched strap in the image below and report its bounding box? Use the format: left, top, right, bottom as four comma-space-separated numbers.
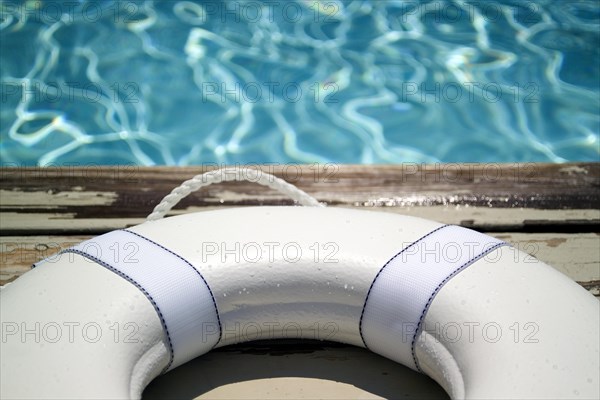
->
359, 225, 506, 372
38, 229, 221, 372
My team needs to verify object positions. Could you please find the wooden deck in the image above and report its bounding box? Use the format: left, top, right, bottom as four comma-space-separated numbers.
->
1, 163, 598, 294
1, 163, 598, 398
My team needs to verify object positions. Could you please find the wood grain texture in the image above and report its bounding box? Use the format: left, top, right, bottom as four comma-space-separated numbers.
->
1, 163, 597, 400
1, 163, 598, 233
1, 164, 597, 295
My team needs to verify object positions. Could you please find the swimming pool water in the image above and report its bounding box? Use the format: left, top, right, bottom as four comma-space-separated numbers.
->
1, 0, 599, 165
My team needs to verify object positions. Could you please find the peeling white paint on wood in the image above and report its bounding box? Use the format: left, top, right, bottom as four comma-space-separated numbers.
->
164, 205, 600, 229
0, 189, 118, 206
0, 213, 142, 231
1, 165, 597, 298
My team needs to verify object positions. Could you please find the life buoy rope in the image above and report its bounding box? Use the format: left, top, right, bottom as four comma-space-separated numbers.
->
1, 168, 598, 399
147, 167, 323, 221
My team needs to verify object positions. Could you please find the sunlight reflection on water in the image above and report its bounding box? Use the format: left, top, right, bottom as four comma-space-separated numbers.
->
1, 0, 598, 165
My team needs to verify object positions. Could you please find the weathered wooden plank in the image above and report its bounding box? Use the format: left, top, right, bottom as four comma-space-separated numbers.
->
1, 163, 597, 210
0, 213, 143, 234
0, 235, 91, 285
1, 164, 598, 233
2, 233, 598, 296
1, 207, 598, 235
493, 232, 600, 296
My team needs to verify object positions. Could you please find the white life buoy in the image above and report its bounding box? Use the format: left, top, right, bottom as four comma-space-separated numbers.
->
1, 169, 598, 399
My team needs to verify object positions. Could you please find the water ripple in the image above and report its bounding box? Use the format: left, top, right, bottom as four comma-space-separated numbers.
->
0, 0, 598, 165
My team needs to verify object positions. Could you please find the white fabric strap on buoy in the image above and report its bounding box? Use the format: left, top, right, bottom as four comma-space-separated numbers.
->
147, 167, 323, 221
31, 168, 320, 372
360, 224, 506, 371
35, 229, 221, 372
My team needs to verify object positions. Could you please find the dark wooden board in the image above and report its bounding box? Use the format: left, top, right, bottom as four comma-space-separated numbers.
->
1, 163, 598, 234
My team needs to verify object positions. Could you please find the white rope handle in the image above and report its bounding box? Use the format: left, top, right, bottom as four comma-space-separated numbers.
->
147, 168, 324, 221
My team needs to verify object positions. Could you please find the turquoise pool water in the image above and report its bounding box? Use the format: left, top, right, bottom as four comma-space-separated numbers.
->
1, 0, 599, 165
